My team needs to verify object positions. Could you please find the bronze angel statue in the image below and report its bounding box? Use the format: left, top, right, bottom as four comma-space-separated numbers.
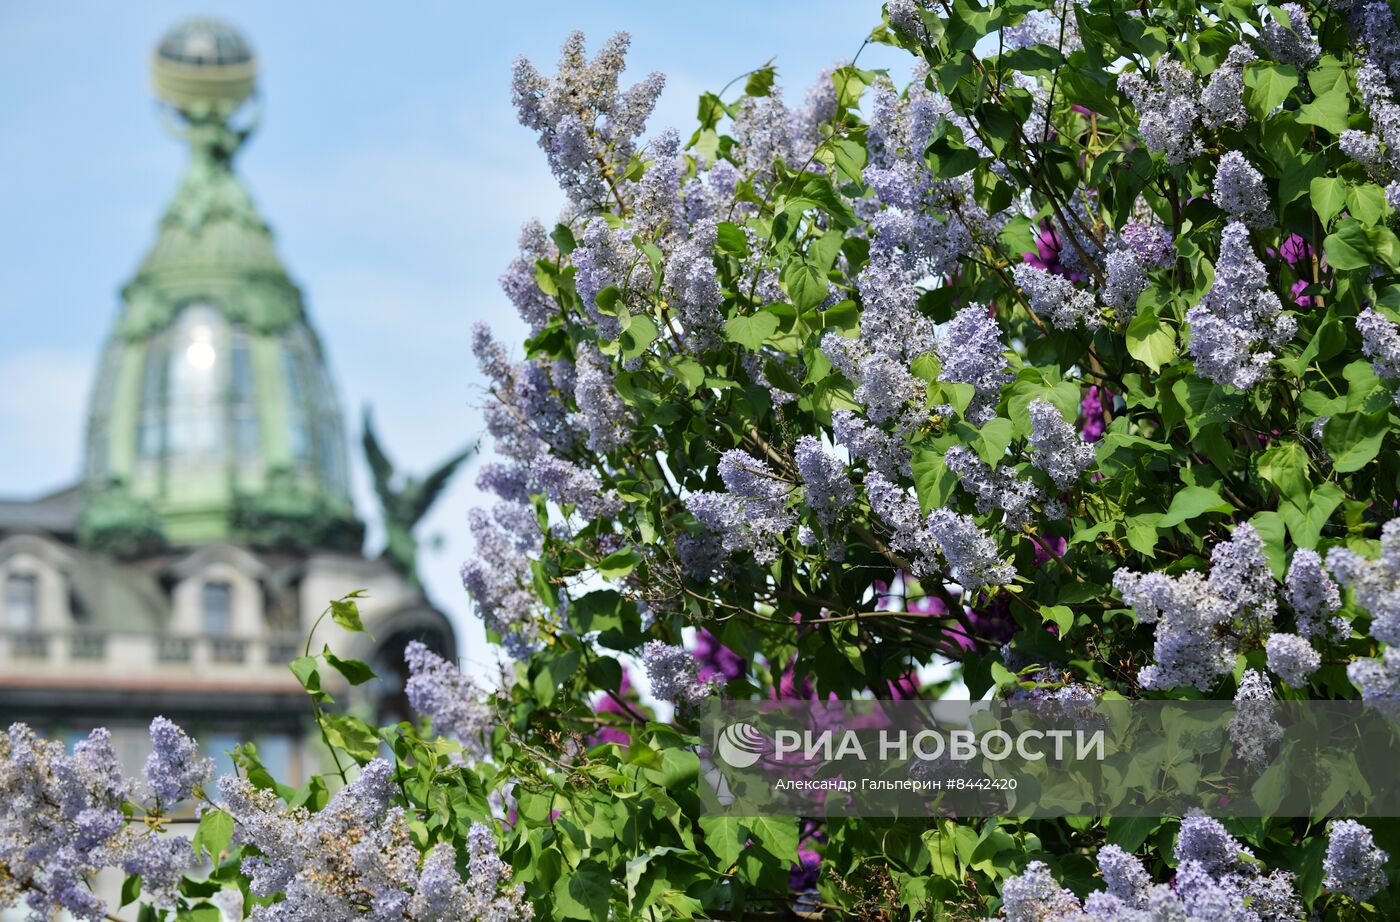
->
362, 408, 475, 589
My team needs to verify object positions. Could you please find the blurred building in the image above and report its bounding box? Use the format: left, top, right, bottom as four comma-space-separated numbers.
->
0, 18, 456, 782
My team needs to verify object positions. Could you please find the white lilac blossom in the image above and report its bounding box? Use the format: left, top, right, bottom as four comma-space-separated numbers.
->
665, 217, 724, 350
1324, 819, 1390, 900
1212, 151, 1271, 228
795, 436, 854, 533
218, 762, 531, 921
642, 641, 718, 708
1285, 548, 1348, 640
1200, 44, 1256, 130
511, 31, 662, 213
499, 220, 557, 334
832, 409, 912, 479
1228, 668, 1284, 769
1263, 3, 1321, 68
925, 508, 1015, 589
404, 641, 493, 758
145, 716, 212, 804
1012, 262, 1100, 330
1027, 398, 1096, 489
943, 446, 1039, 526
1356, 307, 1400, 404
1117, 59, 1204, 164
1102, 246, 1148, 315
1348, 646, 1400, 719
1265, 632, 1321, 687
684, 449, 797, 564
1114, 523, 1275, 690
574, 344, 632, 452
1185, 221, 1297, 390
1326, 519, 1400, 644
937, 304, 1013, 424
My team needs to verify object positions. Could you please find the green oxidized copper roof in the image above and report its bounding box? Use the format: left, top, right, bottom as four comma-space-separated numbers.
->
80, 19, 362, 557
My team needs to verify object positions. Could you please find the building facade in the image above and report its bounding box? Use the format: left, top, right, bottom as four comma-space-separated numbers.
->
0, 18, 456, 784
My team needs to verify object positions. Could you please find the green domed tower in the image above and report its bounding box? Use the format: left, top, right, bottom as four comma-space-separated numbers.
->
80, 18, 361, 554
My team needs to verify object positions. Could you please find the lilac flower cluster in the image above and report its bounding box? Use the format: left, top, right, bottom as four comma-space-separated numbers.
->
1012, 262, 1100, 330
1326, 519, 1400, 645
1348, 646, 1400, 719
1185, 221, 1297, 390
1199, 44, 1256, 130
219, 760, 531, 921
1265, 632, 1321, 687
1262, 3, 1321, 68
511, 32, 663, 213
460, 504, 547, 659
642, 641, 719, 709
1027, 398, 1096, 489
999, 826, 1302, 921
0, 721, 207, 920
664, 217, 724, 350
1118, 220, 1176, 268
1341, 61, 1400, 180
145, 715, 213, 804
1228, 668, 1283, 769
404, 641, 493, 758
937, 304, 1013, 425
1117, 59, 1206, 164
685, 449, 797, 564
944, 445, 1039, 526
925, 508, 1016, 590
633, 128, 685, 242
573, 344, 632, 452
795, 436, 854, 535
1323, 819, 1390, 900
1285, 548, 1348, 640
572, 218, 647, 340
832, 409, 912, 479
820, 331, 926, 427
499, 220, 558, 334
1003, 1, 1083, 52
1101, 246, 1148, 316
1114, 523, 1275, 690
1212, 151, 1272, 228
1356, 307, 1400, 404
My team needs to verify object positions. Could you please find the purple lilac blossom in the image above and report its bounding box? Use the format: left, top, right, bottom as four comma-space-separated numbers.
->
1356, 307, 1400, 404
1263, 4, 1321, 68
1326, 518, 1400, 645
145, 716, 212, 804
1028, 398, 1096, 489
1228, 668, 1283, 769
1212, 151, 1271, 228
937, 304, 1013, 425
1117, 59, 1204, 164
1185, 221, 1297, 390
1265, 632, 1321, 687
1200, 44, 1256, 130
641, 641, 718, 709
404, 641, 492, 757
1012, 262, 1100, 330
1323, 819, 1390, 900
1285, 548, 1347, 640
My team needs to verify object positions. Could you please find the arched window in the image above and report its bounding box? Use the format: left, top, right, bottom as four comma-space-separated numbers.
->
4, 573, 38, 630
202, 580, 232, 636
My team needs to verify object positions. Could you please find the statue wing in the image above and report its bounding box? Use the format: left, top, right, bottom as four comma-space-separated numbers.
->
361, 407, 395, 499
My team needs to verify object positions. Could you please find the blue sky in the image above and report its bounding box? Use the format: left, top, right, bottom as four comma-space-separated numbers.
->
0, 1, 912, 667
